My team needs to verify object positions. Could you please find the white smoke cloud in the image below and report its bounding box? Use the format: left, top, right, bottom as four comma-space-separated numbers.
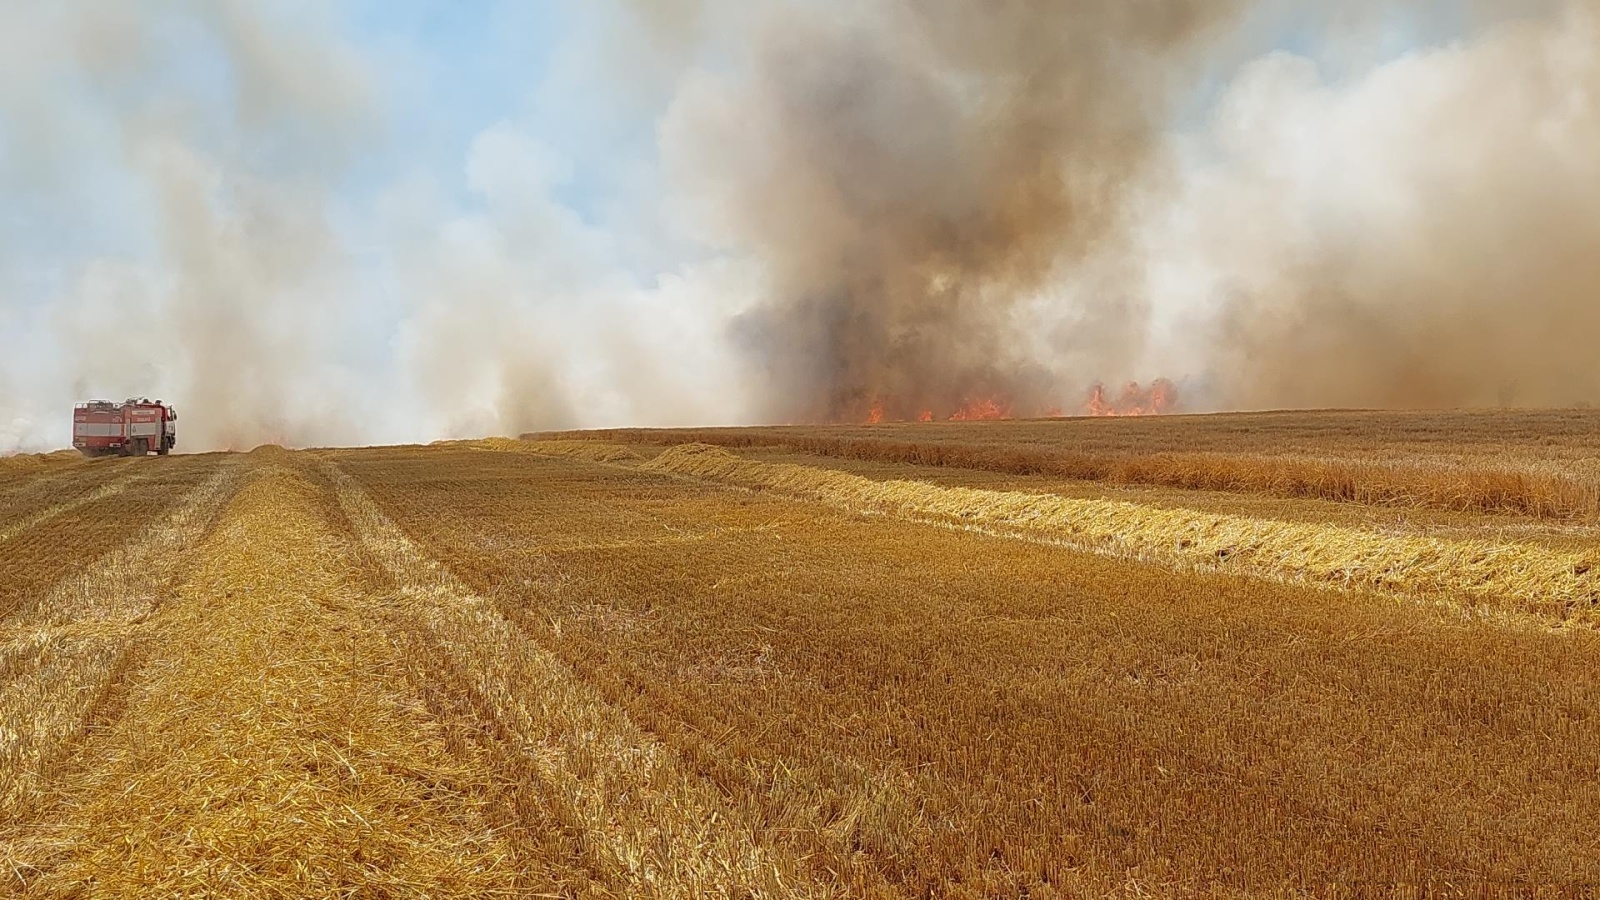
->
0, 1, 757, 453
385, 120, 759, 440
4, 1, 1598, 454
1136, 2, 1600, 409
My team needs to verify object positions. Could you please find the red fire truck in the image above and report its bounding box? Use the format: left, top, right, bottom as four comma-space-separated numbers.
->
72, 398, 178, 457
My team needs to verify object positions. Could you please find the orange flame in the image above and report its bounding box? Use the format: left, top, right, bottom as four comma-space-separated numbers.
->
1084, 379, 1177, 417
947, 397, 1010, 421
847, 379, 1177, 424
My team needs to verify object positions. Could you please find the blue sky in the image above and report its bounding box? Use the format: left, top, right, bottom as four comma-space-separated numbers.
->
334, 1, 676, 239
342, 2, 567, 201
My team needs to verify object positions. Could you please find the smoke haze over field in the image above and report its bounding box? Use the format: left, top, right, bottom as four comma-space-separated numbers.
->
659, 1, 1247, 422
1, 1, 1598, 452
1176, 5, 1600, 409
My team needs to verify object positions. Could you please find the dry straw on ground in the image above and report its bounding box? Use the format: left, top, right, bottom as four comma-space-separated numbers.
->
0, 460, 240, 818
3, 464, 523, 897
6, 422, 1600, 895
321, 458, 826, 899
0, 451, 81, 477
342, 441, 1600, 894
0, 462, 213, 625
500, 439, 645, 463
0, 474, 144, 546
636, 443, 1600, 624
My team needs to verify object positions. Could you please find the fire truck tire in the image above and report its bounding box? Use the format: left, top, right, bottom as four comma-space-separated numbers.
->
157, 440, 170, 456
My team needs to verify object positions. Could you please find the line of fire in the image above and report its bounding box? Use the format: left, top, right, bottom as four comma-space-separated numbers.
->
855, 379, 1178, 425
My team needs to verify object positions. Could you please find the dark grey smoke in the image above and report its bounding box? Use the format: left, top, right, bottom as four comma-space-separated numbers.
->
652, 0, 1600, 421
658, 1, 1248, 422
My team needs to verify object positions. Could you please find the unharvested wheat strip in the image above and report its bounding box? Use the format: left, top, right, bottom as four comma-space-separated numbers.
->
1, 465, 524, 898
322, 460, 832, 900
628, 444, 1600, 626
559, 415, 1600, 520
0, 460, 242, 818
496, 438, 645, 462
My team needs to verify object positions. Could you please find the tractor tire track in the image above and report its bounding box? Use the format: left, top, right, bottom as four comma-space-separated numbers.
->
3, 458, 534, 897
0, 458, 242, 821
0, 457, 98, 502
321, 459, 835, 900
0, 461, 144, 545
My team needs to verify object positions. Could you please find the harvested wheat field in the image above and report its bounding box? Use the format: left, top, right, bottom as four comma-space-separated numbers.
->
4, 410, 1600, 897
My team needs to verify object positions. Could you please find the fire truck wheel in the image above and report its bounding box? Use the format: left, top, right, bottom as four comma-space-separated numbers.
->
157, 441, 170, 456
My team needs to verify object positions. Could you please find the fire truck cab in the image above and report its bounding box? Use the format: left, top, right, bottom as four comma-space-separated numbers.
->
73, 398, 178, 457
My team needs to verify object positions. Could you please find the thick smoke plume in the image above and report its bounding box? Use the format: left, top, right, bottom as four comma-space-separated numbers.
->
3, 1, 1598, 453
1170, 3, 1600, 409
661, 0, 1600, 420
660, 1, 1246, 422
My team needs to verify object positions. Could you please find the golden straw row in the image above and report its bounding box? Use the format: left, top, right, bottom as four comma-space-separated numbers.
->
524, 441, 1599, 625
2, 461, 526, 897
